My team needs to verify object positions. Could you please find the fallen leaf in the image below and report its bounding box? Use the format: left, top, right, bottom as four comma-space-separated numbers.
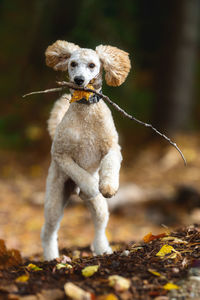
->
130, 246, 143, 253
161, 236, 187, 244
148, 269, 161, 277
56, 263, 72, 270
156, 245, 177, 258
0, 284, 18, 293
56, 255, 72, 264
64, 282, 91, 300
72, 250, 81, 260
82, 265, 99, 277
96, 294, 118, 300
27, 263, 43, 271
15, 274, 29, 283
0, 240, 22, 269
167, 252, 178, 259
108, 275, 130, 292
0, 239, 7, 255
143, 232, 166, 243
38, 289, 65, 300
163, 282, 179, 290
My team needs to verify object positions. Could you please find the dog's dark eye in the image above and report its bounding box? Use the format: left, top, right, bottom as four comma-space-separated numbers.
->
89, 63, 95, 69
71, 61, 77, 67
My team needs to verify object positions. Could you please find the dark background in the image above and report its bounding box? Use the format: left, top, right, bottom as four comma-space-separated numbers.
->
1, 0, 200, 153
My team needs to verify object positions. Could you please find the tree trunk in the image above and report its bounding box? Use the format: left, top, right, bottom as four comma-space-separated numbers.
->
153, 0, 200, 134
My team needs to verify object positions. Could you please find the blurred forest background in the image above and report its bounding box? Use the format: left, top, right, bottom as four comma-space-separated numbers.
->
0, 0, 200, 257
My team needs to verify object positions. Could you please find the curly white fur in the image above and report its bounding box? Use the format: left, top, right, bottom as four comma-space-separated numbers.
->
41, 40, 131, 261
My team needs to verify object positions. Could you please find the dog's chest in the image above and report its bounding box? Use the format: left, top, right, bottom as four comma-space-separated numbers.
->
67, 124, 101, 170
59, 110, 111, 170
54, 101, 118, 171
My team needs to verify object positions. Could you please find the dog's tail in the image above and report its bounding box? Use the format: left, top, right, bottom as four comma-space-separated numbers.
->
47, 93, 71, 139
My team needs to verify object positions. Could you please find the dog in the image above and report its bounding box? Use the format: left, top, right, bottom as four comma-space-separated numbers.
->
41, 40, 131, 261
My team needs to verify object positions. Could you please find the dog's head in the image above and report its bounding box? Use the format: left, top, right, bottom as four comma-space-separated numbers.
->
45, 40, 131, 88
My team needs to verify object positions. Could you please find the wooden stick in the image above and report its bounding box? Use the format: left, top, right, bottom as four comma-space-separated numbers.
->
23, 81, 187, 165
23, 87, 63, 98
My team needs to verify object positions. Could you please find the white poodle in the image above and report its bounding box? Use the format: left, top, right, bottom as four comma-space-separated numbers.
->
41, 40, 131, 261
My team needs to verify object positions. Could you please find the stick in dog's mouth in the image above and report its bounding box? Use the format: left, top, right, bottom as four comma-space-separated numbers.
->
22, 81, 187, 166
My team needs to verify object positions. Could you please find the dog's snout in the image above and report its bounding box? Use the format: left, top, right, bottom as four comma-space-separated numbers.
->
74, 76, 85, 86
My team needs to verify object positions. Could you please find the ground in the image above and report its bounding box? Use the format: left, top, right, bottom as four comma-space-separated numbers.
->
0, 133, 200, 299
0, 225, 200, 300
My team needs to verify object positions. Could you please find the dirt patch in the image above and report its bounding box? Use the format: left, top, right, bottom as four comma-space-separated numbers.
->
0, 225, 199, 300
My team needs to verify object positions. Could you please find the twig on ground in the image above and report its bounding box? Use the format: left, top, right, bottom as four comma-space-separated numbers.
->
23, 81, 187, 165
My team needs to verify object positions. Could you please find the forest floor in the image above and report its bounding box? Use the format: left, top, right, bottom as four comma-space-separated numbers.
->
0, 225, 200, 300
0, 133, 200, 299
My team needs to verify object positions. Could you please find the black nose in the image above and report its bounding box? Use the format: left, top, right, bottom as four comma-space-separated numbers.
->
74, 76, 84, 86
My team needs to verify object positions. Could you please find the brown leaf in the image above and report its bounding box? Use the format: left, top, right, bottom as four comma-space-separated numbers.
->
143, 232, 166, 243
0, 240, 22, 269
96, 294, 118, 300
0, 284, 18, 293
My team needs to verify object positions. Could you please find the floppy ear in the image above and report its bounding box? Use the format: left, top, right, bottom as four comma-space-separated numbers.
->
95, 45, 131, 86
45, 40, 80, 71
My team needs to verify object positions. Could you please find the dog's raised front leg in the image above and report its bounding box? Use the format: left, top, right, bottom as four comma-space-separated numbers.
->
53, 154, 99, 198
99, 147, 122, 198
41, 161, 70, 261
81, 192, 112, 255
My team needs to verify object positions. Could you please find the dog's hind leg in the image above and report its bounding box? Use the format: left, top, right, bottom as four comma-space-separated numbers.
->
41, 161, 76, 261
81, 192, 112, 255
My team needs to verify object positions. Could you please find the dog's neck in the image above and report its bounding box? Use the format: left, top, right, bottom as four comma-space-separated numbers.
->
76, 86, 102, 105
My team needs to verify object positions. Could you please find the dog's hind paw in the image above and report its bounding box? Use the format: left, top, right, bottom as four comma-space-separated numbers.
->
92, 237, 113, 256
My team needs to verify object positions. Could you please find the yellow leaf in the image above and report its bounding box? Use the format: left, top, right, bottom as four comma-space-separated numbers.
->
81, 265, 99, 277
15, 274, 29, 283
156, 245, 176, 258
97, 294, 118, 300
105, 294, 118, 300
27, 263, 42, 271
56, 263, 72, 270
70, 84, 94, 103
163, 282, 179, 290
108, 275, 130, 292
148, 269, 161, 277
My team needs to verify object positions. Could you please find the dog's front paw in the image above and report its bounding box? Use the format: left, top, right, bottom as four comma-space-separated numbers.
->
99, 184, 118, 198
80, 177, 99, 199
